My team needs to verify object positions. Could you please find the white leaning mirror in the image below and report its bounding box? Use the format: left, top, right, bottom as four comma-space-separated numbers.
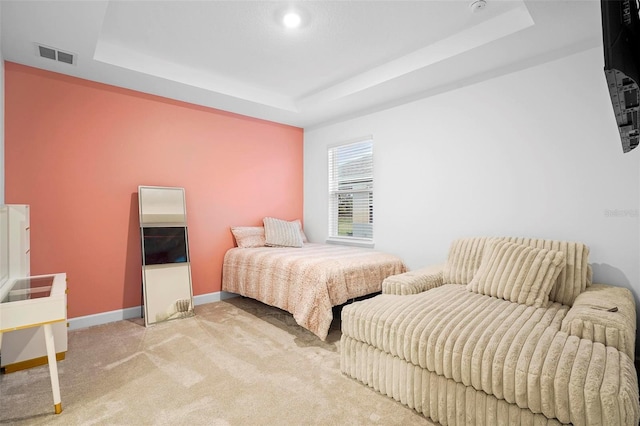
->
138, 186, 194, 326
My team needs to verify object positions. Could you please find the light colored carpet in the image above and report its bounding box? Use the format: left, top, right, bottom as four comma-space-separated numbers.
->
0, 297, 433, 425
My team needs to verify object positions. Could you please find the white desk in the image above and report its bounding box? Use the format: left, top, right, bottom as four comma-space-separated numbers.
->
0, 273, 67, 414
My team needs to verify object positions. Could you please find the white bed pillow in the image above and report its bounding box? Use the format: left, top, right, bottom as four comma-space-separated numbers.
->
292, 219, 308, 243
263, 217, 304, 248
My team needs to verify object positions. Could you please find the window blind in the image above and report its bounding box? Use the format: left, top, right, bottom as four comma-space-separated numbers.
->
328, 138, 373, 241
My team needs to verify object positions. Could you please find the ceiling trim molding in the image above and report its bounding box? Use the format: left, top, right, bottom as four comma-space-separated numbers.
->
296, 2, 534, 109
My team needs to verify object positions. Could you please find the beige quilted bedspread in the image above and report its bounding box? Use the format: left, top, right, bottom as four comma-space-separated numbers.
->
342, 284, 640, 425
222, 243, 406, 340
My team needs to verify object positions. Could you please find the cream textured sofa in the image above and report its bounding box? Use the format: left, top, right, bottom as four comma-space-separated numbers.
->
340, 237, 640, 425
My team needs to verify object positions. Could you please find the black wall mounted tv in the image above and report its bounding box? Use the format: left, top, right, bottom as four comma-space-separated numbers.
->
601, 0, 640, 153
600, 0, 640, 152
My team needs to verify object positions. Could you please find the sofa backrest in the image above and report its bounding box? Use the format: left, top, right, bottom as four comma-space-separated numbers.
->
443, 236, 592, 306
442, 237, 494, 285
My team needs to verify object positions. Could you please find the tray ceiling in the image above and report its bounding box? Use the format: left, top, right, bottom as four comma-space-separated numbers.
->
1, 1, 602, 128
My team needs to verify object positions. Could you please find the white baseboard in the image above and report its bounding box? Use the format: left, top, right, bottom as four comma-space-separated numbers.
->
193, 290, 238, 305
67, 291, 238, 331
67, 306, 142, 331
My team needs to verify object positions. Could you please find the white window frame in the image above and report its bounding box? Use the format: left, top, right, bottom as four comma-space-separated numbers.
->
326, 136, 374, 248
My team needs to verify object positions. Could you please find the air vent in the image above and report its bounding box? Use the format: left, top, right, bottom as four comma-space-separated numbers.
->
57, 51, 74, 65
36, 43, 76, 65
38, 45, 56, 60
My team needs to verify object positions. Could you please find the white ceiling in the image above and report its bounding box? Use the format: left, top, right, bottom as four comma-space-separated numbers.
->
1, 1, 603, 128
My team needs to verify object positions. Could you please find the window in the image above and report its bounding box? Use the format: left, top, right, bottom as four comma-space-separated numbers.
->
328, 137, 373, 245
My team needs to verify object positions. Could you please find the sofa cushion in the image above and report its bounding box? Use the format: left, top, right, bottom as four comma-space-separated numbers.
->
504, 237, 591, 307
467, 240, 566, 308
442, 237, 495, 285
444, 236, 592, 306
341, 284, 570, 391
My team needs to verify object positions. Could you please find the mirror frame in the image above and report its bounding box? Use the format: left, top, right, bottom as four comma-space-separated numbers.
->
138, 186, 194, 326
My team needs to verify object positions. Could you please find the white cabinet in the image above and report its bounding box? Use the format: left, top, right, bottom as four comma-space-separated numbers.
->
0, 205, 68, 373
8, 204, 29, 279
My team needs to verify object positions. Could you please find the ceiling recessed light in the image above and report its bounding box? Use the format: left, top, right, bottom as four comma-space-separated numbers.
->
283, 12, 301, 28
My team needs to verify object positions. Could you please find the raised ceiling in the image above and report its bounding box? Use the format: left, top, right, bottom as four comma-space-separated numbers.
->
1, 1, 603, 128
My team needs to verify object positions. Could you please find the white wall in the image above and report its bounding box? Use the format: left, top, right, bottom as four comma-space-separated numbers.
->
305, 47, 640, 339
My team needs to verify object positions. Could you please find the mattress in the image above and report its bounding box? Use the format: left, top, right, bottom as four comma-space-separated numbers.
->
222, 243, 406, 340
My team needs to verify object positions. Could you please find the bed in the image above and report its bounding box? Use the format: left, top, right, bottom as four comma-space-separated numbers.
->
222, 242, 406, 340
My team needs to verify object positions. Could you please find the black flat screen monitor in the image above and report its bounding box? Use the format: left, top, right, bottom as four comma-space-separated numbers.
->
142, 227, 188, 265
601, 0, 640, 152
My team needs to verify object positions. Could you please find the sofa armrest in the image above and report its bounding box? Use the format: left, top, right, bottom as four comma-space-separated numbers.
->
561, 283, 636, 360
382, 264, 444, 295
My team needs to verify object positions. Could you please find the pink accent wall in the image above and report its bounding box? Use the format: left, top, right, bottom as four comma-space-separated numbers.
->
5, 62, 303, 319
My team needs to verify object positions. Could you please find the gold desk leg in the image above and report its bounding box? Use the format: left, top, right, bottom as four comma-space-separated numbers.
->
54, 403, 62, 414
